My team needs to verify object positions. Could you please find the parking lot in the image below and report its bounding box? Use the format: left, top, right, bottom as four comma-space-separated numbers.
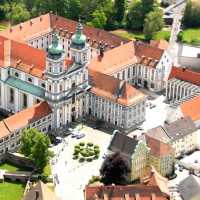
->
50, 125, 112, 200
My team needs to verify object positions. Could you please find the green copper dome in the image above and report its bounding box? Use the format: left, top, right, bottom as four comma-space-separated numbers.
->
48, 33, 64, 59
71, 22, 86, 46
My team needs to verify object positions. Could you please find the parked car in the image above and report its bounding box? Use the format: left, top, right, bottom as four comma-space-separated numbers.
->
71, 130, 79, 138
76, 133, 85, 139
137, 127, 143, 131
150, 104, 156, 109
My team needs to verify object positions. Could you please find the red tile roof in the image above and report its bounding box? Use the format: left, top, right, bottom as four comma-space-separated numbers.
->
150, 40, 169, 50
3, 101, 52, 134
89, 70, 145, 106
85, 171, 170, 200
0, 35, 46, 79
180, 95, 200, 121
168, 66, 200, 86
0, 121, 11, 139
85, 185, 169, 200
0, 13, 128, 47
88, 41, 164, 75
145, 135, 174, 157
88, 41, 137, 75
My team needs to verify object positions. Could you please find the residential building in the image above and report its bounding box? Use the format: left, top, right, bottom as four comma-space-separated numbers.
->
23, 180, 59, 200
147, 117, 198, 158
85, 168, 170, 200
166, 66, 200, 105
178, 175, 200, 200
0, 101, 52, 161
145, 132, 174, 177
108, 132, 149, 180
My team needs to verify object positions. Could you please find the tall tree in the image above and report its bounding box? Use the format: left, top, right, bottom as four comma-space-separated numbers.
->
182, 0, 200, 28
143, 7, 164, 40
20, 128, 52, 171
114, 0, 126, 23
100, 152, 131, 185
1, 1, 30, 24
126, 0, 144, 30
87, 8, 107, 29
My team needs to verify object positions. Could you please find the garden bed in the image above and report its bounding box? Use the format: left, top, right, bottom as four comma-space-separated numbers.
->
73, 142, 100, 162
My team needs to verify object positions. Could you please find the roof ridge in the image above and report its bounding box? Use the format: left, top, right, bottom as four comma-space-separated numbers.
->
2, 119, 11, 133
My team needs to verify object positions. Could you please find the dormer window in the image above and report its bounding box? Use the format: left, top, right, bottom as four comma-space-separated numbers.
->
28, 77, 32, 82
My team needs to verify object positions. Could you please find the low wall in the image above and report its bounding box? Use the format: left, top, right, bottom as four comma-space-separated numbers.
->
4, 171, 32, 183
5, 152, 35, 170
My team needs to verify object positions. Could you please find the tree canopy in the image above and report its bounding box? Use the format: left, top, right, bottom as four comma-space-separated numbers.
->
143, 7, 164, 40
20, 128, 52, 170
100, 152, 131, 185
182, 0, 200, 28
126, 0, 158, 31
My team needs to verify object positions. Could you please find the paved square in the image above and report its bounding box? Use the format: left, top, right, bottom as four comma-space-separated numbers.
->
51, 125, 112, 200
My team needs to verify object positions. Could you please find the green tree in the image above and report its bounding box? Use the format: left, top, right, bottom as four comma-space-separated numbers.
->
87, 8, 107, 29
1, 1, 30, 24
143, 7, 164, 40
20, 128, 36, 157
126, 0, 158, 31
182, 0, 200, 28
114, 0, 126, 23
65, 0, 81, 20
126, 1, 144, 30
30, 133, 51, 170
20, 128, 51, 170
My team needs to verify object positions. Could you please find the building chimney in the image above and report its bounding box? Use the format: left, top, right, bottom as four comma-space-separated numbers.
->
9, 28, 12, 33
182, 66, 186, 72
99, 45, 104, 58
35, 190, 39, 200
30, 20, 33, 26
19, 24, 22, 30
40, 17, 42, 22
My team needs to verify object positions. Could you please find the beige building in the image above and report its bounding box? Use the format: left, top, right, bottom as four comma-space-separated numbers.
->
147, 117, 198, 158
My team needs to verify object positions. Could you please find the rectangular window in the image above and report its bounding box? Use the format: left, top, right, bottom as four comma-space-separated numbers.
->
9, 88, 14, 103
23, 93, 27, 108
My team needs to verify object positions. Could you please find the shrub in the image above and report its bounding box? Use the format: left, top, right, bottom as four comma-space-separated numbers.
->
94, 145, 99, 149
75, 145, 80, 149
89, 175, 101, 184
79, 158, 85, 162
87, 142, 93, 147
94, 149, 100, 154
87, 158, 93, 162
73, 155, 79, 160
94, 154, 99, 159
74, 149, 80, 154
79, 142, 85, 146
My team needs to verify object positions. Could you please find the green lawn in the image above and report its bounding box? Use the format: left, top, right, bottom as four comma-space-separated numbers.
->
179, 28, 200, 45
111, 29, 145, 40
0, 162, 28, 172
152, 30, 171, 41
111, 29, 171, 41
0, 181, 25, 200
0, 22, 8, 31
42, 163, 51, 177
